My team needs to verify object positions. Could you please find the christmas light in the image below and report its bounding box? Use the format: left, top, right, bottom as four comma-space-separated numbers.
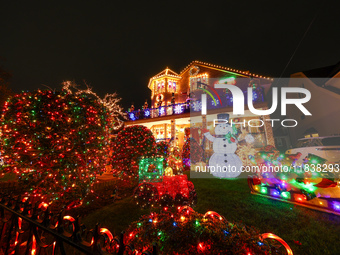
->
125, 207, 290, 254
0, 89, 113, 205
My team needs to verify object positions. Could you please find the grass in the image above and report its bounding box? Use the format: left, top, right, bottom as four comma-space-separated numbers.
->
83, 173, 340, 255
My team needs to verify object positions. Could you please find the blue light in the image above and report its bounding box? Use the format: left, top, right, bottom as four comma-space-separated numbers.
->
129, 112, 136, 121
159, 107, 165, 115
173, 222, 177, 227
223, 230, 229, 236
149, 219, 153, 223
211, 99, 219, 107
144, 109, 150, 117
252, 91, 258, 101
257, 242, 264, 246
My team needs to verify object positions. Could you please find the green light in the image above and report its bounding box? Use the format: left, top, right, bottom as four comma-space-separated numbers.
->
219, 77, 235, 84
260, 187, 267, 194
302, 183, 317, 192
195, 220, 200, 227
281, 192, 290, 199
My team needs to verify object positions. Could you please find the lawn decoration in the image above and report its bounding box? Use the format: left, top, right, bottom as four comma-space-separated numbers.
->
124, 206, 293, 254
203, 113, 243, 178
134, 157, 196, 208
248, 146, 340, 215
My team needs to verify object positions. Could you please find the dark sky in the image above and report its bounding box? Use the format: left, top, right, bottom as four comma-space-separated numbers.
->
1, 1, 339, 110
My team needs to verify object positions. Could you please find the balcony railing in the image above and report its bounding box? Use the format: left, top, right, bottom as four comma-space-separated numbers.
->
127, 87, 265, 121
127, 103, 190, 121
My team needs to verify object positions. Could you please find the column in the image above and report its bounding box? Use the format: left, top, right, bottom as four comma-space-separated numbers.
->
171, 119, 176, 139
263, 114, 275, 146
202, 115, 207, 130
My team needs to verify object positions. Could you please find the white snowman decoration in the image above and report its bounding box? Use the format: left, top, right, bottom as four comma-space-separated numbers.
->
203, 113, 243, 178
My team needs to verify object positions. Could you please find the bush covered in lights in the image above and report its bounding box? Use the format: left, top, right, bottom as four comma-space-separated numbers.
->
111, 125, 157, 185
0, 90, 112, 205
156, 141, 169, 158
124, 207, 291, 255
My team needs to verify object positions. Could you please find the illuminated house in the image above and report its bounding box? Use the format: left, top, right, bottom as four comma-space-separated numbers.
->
125, 60, 275, 152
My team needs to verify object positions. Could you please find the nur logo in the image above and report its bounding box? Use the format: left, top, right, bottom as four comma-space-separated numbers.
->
198, 81, 312, 117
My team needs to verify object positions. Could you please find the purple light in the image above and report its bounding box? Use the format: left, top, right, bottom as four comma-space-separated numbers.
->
333, 202, 340, 211
271, 190, 280, 196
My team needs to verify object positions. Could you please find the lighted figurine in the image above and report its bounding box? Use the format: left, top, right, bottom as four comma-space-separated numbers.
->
164, 166, 174, 176
143, 100, 148, 110
129, 103, 135, 112
203, 113, 242, 178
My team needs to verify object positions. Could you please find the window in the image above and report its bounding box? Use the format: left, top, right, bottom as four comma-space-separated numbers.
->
168, 80, 177, 92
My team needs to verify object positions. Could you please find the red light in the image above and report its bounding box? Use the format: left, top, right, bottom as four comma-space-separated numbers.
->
296, 194, 306, 202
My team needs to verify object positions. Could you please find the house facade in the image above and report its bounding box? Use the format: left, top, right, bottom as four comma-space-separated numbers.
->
125, 60, 275, 156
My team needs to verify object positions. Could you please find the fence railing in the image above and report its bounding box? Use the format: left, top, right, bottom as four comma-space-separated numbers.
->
0, 194, 157, 255
126, 87, 265, 121
127, 103, 190, 121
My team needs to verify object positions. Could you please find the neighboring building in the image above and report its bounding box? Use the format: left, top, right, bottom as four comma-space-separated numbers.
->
286, 61, 340, 145
125, 60, 275, 153
273, 126, 292, 152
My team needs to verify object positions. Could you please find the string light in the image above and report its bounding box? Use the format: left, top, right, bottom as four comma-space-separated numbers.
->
125, 207, 291, 254
0, 88, 114, 206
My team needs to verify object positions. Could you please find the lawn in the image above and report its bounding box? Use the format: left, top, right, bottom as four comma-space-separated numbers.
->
83, 173, 340, 255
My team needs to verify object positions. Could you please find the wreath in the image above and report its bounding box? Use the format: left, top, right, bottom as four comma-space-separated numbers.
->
189, 65, 200, 76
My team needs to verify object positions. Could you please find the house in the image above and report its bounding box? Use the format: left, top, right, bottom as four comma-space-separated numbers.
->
286, 61, 340, 144
125, 60, 276, 157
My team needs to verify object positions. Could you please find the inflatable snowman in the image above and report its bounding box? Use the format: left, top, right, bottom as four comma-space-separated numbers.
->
204, 113, 243, 178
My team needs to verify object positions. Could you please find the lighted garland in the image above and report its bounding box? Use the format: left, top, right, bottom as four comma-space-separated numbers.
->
0, 89, 112, 205
189, 65, 200, 76
124, 207, 292, 254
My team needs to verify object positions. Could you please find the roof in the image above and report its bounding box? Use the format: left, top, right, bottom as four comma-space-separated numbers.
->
180, 60, 273, 80
299, 61, 340, 92
148, 68, 181, 88
302, 61, 340, 78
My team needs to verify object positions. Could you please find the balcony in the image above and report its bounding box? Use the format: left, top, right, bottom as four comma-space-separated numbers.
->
126, 87, 265, 121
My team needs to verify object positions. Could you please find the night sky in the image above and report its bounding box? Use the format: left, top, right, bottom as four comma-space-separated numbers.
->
1, 1, 339, 110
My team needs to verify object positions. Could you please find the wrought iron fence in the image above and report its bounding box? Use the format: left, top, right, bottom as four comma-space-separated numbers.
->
0, 194, 157, 255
